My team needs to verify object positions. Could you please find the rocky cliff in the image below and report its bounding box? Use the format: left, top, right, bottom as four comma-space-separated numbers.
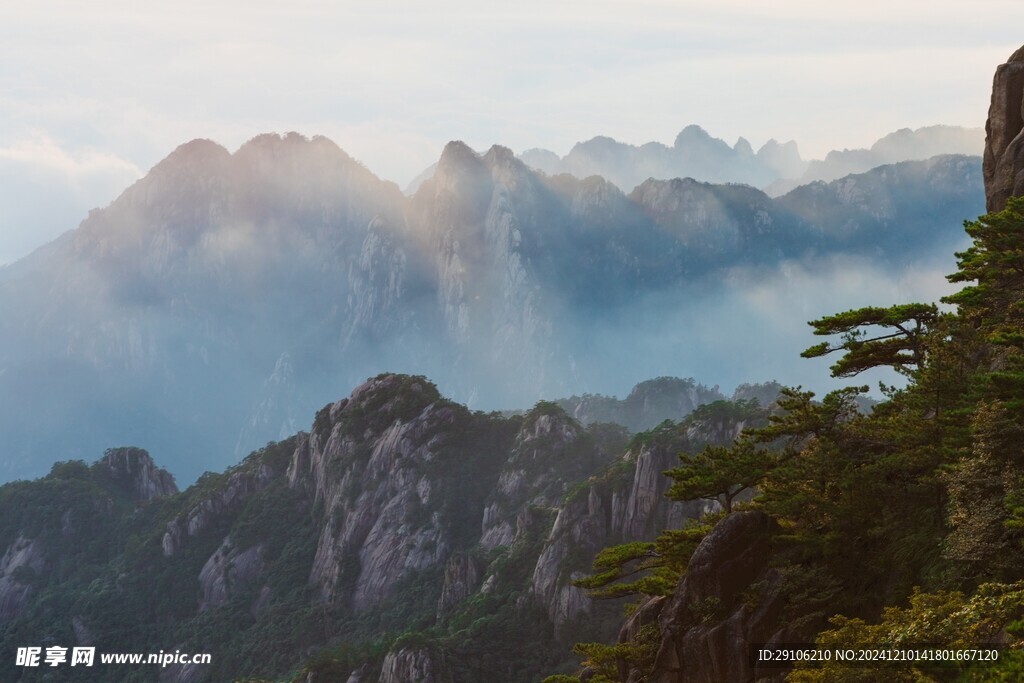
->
0, 373, 768, 683
984, 46, 1024, 212
100, 446, 178, 501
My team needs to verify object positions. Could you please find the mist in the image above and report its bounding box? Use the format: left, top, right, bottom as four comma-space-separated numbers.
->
560, 251, 966, 406
0, 136, 140, 265
0, 132, 985, 485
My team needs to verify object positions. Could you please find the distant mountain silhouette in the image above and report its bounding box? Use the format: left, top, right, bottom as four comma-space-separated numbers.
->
0, 132, 983, 482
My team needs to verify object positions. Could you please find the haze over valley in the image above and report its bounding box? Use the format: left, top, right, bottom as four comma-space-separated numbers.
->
0, 126, 984, 483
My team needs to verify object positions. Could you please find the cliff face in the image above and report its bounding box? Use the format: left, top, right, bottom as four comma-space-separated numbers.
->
293, 375, 487, 610
984, 46, 1024, 212
378, 647, 453, 683
644, 512, 786, 683
99, 446, 178, 501
0, 373, 763, 682
0, 535, 45, 621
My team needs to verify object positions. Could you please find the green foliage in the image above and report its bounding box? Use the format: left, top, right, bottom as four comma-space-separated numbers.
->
570, 622, 661, 683
802, 303, 940, 377
790, 582, 1024, 681
946, 196, 1024, 339
573, 521, 710, 602
667, 440, 772, 513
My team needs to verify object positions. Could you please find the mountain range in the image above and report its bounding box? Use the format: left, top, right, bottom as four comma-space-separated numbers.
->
511, 124, 983, 196
0, 131, 984, 483
0, 373, 757, 682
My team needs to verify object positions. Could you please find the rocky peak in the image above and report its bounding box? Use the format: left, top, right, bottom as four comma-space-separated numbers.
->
673, 124, 713, 149
569, 133, 622, 157
99, 447, 178, 501
518, 147, 563, 176
346, 374, 441, 424
233, 132, 362, 179
483, 144, 529, 187
152, 138, 232, 175
984, 45, 1024, 211
426, 141, 493, 233
514, 403, 581, 455
435, 141, 486, 180
756, 138, 805, 178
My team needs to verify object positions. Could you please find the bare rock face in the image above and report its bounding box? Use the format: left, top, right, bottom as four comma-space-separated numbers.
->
528, 438, 713, 634
100, 447, 178, 501
71, 615, 95, 646
620, 443, 714, 541
643, 511, 786, 683
616, 596, 668, 683
378, 646, 452, 683
197, 536, 265, 611
0, 535, 45, 620
162, 465, 274, 556
480, 410, 591, 551
347, 664, 374, 682
531, 490, 608, 632
984, 45, 1024, 212
437, 554, 483, 618
292, 375, 466, 609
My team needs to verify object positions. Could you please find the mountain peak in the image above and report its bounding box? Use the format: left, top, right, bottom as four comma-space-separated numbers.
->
484, 144, 516, 163
99, 447, 178, 501
673, 124, 714, 148
734, 137, 754, 156
438, 140, 480, 168
153, 138, 230, 173
433, 141, 489, 196
233, 131, 357, 167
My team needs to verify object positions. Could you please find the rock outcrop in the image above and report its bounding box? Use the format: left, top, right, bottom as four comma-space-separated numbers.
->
99, 447, 178, 501
294, 376, 469, 609
556, 378, 724, 434
985, 46, 1024, 212
288, 375, 629, 620
637, 512, 787, 683
162, 464, 275, 557
437, 554, 483, 618
197, 537, 265, 611
0, 535, 45, 620
378, 646, 452, 683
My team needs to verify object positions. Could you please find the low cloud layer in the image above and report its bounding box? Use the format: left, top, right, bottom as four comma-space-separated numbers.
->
563, 249, 966, 406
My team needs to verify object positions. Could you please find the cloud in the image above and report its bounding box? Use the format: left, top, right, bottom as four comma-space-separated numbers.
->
0, 135, 141, 265
1, 1, 1022, 261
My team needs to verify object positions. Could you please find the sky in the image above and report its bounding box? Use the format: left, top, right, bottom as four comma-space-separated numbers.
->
1, 0, 1022, 264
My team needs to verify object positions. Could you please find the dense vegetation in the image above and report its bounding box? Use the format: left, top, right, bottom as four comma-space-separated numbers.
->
552, 197, 1024, 681
0, 387, 656, 682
